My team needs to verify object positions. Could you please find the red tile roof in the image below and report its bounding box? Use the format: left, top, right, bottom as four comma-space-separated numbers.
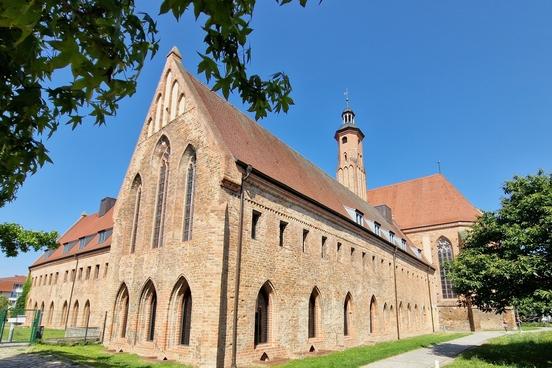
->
184, 67, 428, 263
367, 174, 481, 230
0, 275, 26, 292
31, 205, 115, 268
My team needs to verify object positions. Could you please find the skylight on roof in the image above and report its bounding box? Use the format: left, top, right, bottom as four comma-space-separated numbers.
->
63, 241, 77, 253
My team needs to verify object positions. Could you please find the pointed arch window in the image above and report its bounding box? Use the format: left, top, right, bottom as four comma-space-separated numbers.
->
147, 293, 157, 341
167, 277, 193, 347
183, 154, 196, 241
180, 289, 192, 345
437, 237, 456, 299
308, 288, 320, 338
47, 302, 54, 325
138, 281, 158, 342
369, 296, 377, 334
83, 300, 91, 326
61, 301, 68, 326
152, 140, 170, 248
344, 293, 352, 336
255, 282, 272, 346
71, 301, 79, 327
112, 284, 129, 339
130, 175, 142, 253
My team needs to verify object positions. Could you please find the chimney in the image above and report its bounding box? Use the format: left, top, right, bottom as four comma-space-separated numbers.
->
375, 204, 393, 223
99, 197, 116, 217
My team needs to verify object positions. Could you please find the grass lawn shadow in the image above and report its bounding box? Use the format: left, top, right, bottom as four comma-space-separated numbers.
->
449, 331, 552, 368
30, 343, 189, 368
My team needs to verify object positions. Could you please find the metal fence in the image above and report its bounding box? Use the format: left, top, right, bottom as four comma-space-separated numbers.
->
0, 308, 106, 344
0, 309, 41, 343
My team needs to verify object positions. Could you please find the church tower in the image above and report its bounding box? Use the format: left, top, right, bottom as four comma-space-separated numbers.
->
335, 97, 367, 200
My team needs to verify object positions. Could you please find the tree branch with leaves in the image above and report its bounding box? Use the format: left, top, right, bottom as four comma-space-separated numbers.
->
0, 0, 312, 208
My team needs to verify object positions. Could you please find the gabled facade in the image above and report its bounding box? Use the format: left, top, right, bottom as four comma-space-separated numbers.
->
368, 174, 515, 331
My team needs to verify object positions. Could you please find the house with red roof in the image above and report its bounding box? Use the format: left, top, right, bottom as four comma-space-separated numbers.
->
0, 275, 26, 308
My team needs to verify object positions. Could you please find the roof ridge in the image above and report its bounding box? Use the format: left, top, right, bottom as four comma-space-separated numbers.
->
368, 173, 443, 191
184, 71, 372, 204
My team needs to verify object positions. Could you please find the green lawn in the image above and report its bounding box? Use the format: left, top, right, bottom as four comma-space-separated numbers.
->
277, 333, 469, 368
31, 343, 191, 368
1, 325, 65, 342
448, 331, 552, 368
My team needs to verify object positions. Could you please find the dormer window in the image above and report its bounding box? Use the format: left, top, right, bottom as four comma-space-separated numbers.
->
374, 222, 381, 236
401, 238, 407, 249
389, 231, 395, 243
99, 228, 113, 244
354, 210, 364, 225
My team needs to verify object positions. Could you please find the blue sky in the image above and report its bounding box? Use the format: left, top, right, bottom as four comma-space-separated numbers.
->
1, 0, 551, 277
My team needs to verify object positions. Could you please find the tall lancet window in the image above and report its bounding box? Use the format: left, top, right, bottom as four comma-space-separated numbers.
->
182, 147, 196, 241
152, 138, 170, 248
130, 175, 142, 253
437, 236, 456, 299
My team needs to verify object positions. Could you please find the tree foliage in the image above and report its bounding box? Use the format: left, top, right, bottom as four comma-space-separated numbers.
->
12, 276, 31, 316
0, 295, 8, 311
0, 0, 310, 207
0, 223, 58, 257
449, 170, 552, 315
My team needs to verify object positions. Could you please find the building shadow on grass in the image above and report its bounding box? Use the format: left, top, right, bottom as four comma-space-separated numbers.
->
0, 349, 186, 368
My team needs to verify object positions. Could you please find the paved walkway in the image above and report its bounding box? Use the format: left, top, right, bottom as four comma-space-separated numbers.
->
0, 344, 79, 368
361, 331, 507, 368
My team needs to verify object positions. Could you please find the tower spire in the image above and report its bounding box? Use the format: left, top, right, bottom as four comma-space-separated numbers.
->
344, 88, 350, 108
335, 93, 367, 200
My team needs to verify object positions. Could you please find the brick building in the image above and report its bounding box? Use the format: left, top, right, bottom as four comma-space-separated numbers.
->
26, 48, 513, 367
27, 198, 114, 329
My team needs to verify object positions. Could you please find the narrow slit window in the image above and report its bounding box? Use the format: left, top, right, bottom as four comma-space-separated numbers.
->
321, 236, 327, 258
251, 210, 261, 239
302, 229, 309, 253
279, 221, 288, 247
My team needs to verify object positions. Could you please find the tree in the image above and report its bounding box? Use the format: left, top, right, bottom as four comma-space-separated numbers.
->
449, 170, 552, 315
0, 223, 58, 257
12, 276, 31, 317
0, 0, 310, 207
0, 295, 9, 311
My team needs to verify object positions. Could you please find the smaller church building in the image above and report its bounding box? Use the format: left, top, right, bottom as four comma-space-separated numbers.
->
26, 47, 514, 367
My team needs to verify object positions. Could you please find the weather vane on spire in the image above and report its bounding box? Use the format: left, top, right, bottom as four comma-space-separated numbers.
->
344, 88, 349, 108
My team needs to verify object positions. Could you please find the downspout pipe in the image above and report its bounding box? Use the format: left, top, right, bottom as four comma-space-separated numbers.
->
65, 255, 79, 330
426, 265, 435, 332
393, 246, 400, 340
231, 164, 252, 368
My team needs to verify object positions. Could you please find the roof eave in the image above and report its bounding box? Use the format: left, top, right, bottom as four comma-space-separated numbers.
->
236, 160, 434, 270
